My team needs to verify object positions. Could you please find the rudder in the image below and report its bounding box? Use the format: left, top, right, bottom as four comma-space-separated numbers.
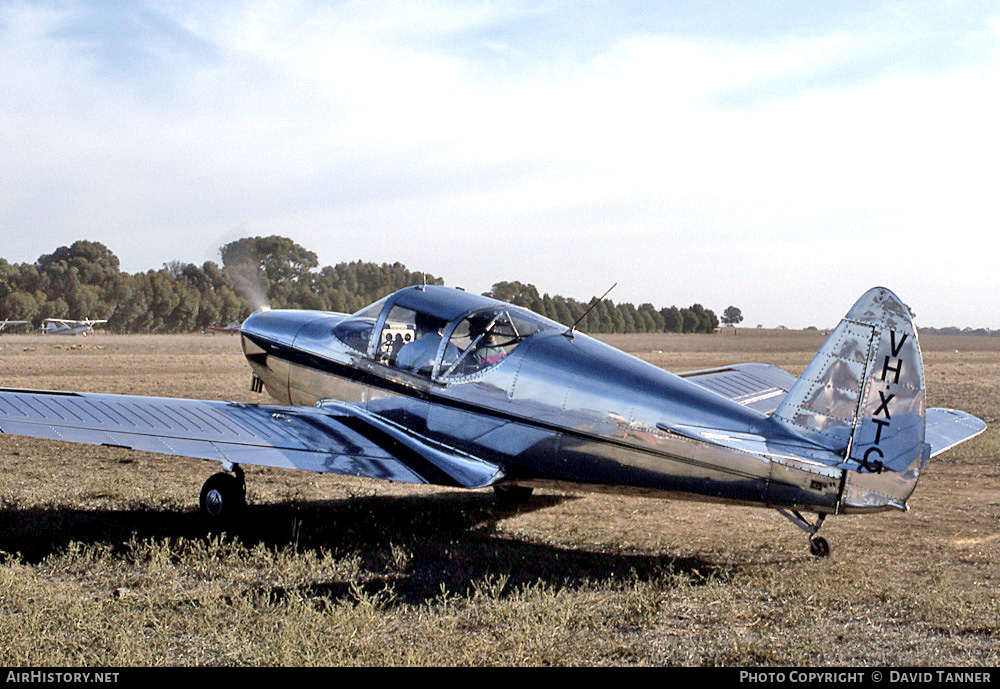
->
772, 287, 927, 478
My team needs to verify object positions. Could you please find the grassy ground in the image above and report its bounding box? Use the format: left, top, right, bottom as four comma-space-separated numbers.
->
0, 331, 997, 666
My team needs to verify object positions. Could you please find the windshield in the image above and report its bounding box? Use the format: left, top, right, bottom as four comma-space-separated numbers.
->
331, 297, 388, 353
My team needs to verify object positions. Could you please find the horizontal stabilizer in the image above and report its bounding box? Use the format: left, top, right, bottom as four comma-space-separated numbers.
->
0, 388, 503, 489
677, 363, 797, 414
925, 407, 987, 458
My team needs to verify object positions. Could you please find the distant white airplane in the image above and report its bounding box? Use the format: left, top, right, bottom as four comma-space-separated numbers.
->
0, 319, 30, 333
204, 321, 241, 334
40, 318, 108, 336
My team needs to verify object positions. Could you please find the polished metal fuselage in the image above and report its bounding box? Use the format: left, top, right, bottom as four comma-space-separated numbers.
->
241, 299, 851, 515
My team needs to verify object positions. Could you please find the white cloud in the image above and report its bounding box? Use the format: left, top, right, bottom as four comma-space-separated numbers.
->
2, 1, 999, 328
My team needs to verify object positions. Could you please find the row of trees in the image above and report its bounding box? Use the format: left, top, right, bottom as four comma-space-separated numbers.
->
0, 237, 720, 334
921, 326, 998, 337
484, 281, 719, 333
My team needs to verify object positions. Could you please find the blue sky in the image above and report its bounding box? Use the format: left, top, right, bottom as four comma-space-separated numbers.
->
2, 1, 998, 328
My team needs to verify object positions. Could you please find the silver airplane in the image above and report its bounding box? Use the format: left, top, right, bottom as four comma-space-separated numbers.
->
0, 285, 987, 556
40, 317, 108, 336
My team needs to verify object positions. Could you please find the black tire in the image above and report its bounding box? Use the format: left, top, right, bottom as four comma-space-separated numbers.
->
809, 536, 831, 558
199, 472, 246, 527
493, 484, 534, 506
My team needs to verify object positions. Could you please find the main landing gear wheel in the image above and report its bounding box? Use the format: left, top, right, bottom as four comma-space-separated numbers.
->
493, 484, 534, 506
200, 470, 246, 527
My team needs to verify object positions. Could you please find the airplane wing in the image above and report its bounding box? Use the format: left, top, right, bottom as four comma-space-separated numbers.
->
0, 388, 503, 489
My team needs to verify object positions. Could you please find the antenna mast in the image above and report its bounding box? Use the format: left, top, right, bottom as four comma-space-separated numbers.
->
564, 283, 617, 338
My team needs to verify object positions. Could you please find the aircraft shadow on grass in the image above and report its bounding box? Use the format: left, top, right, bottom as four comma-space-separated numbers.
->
0, 490, 764, 605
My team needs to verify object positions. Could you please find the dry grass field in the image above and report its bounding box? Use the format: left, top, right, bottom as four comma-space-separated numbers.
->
1, 330, 997, 666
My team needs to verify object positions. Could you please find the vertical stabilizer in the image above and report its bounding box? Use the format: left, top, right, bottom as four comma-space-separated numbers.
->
772, 287, 926, 479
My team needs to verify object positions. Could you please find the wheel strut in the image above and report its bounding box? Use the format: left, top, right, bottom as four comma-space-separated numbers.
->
777, 509, 830, 558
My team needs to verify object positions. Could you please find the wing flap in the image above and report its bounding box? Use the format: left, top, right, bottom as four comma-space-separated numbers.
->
0, 388, 502, 489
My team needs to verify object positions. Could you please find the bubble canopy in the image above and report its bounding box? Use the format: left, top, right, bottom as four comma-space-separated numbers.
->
332, 286, 558, 379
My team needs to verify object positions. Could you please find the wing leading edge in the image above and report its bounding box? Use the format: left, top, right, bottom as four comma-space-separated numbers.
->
0, 388, 503, 489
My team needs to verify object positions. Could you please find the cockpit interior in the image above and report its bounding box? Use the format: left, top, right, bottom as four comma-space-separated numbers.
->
331, 287, 556, 382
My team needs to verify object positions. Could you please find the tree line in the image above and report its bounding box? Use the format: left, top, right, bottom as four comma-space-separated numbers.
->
920, 326, 998, 337
483, 280, 718, 334
0, 236, 719, 334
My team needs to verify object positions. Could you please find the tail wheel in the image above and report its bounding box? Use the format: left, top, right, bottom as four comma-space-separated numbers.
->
778, 509, 831, 558
200, 472, 246, 526
809, 536, 831, 558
